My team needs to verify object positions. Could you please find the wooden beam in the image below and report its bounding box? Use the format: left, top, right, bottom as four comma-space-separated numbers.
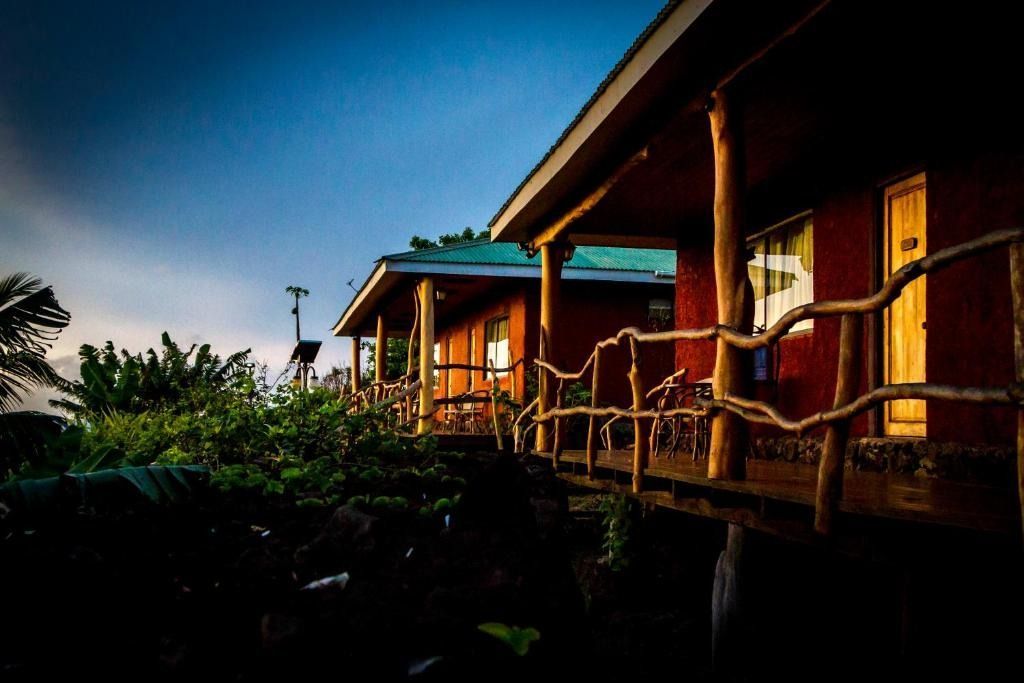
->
707, 88, 753, 481
814, 313, 862, 534
417, 278, 435, 435
350, 336, 361, 394
526, 148, 649, 253
1010, 243, 1024, 542
375, 314, 387, 384
535, 242, 566, 452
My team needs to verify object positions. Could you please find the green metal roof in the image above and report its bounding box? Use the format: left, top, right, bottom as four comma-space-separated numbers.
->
382, 238, 675, 274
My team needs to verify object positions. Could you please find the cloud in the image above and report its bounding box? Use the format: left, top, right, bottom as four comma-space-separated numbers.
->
2, 179, 298, 413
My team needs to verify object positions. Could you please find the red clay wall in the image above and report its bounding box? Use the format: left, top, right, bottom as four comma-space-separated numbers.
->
434, 285, 530, 408
432, 278, 675, 421
674, 148, 1024, 446
555, 280, 676, 408
926, 150, 1023, 444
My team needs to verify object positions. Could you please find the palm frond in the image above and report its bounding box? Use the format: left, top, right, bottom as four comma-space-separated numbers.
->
0, 273, 71, 355
0, 351, 67, 412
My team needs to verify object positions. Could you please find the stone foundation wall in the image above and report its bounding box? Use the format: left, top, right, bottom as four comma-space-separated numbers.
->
750, 437, 1015, 487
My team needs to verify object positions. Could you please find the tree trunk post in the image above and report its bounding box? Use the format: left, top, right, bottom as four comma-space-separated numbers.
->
1010, 243, 1024, 542
536, 242, 566, 453
629, 336, 648, 493
489, 360, 505, 452
586, 346, 603, 479
375, 314, 387, 385
405, 291, 420, 426
350, 336, 361, 395
417, 278, 435, 435
553, 379, 566, 465
707, 88, 753, 481
712, 523, 749, 675
814, 313, 862, 534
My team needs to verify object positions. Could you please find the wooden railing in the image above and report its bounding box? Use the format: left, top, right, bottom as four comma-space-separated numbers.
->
345, 358, 526, 451
530, 228, 1024, 536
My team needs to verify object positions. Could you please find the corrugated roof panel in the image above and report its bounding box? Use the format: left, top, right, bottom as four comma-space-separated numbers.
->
383, 239, 675, 274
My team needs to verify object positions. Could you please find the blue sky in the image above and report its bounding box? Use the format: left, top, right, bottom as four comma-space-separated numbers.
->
1, 0, 663, 408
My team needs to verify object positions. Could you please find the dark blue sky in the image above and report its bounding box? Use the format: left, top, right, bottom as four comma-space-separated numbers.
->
1, 0, 663, 403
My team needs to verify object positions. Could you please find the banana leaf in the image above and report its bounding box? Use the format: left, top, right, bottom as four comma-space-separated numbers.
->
0, 465, 209, 514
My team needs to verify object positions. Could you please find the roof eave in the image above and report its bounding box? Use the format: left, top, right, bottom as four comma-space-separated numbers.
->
488, 0, 714, 243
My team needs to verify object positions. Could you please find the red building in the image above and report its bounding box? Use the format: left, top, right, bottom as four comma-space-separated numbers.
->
332, 239, 675, 431
488, 0, 1024, 472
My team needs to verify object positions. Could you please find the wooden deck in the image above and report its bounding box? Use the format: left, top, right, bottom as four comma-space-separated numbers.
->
536, 449, 1020, 540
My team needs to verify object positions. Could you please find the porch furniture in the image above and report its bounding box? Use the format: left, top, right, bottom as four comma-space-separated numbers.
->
651, 379, 713, 460
438, 391, 490, 434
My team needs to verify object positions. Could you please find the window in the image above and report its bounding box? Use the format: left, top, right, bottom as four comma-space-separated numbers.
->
747, 213, 813, 334
648, 298, 673, 331
484, 316, 510, 377
432, 342, 440, 388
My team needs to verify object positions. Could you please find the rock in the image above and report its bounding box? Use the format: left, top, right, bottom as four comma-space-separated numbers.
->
260, 612, 303, 651
294, 505, 380, 570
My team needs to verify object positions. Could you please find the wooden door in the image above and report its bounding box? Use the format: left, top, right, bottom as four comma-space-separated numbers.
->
883, 172, 927, 436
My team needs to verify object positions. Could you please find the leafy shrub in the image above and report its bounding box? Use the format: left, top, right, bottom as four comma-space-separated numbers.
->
599, 494, 634, 572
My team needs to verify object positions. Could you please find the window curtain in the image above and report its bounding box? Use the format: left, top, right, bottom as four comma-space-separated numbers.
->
485, 317, 510, 377
748, 216, 814, 333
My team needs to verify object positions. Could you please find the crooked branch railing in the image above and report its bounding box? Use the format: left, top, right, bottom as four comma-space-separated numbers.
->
346, 359, 526, 451
530, 227, 1024, 537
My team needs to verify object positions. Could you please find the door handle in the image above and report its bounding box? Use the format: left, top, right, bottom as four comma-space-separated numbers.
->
921, 321, 927, 330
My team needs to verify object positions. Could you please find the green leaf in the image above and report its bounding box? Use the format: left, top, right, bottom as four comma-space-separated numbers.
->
477, 623, 541, 656
280, 466, 304, 481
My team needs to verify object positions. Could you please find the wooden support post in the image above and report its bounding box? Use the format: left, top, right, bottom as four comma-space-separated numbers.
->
350, 336, 361, 394
629, 336, 648, 493
707, 88, 753, 481
536, 242, 566, 452
375, 314, 387, 384
417, 278, 435, 435
814, 313, 862, 534
586, 346, 603, 479
1010, 243, 1024, 541
553, 379, 566, 465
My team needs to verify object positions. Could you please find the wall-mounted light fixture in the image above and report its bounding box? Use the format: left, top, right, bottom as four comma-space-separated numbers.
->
436, 290, 447, 302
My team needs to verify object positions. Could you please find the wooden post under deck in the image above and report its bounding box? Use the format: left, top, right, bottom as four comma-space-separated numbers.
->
1010, 244, 1024, 541
417, 278, 435, 435
707, 88, 753, 481
350, 336, 361, 394
375, 314, 387, 384
536, 242, 566, 453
